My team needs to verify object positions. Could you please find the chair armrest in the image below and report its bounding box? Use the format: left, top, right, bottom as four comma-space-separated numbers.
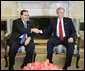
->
75, 33, 81, 50
4, 33, 11, 40
76, 33, 81, 39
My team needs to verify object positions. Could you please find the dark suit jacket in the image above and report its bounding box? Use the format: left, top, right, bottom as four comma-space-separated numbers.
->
41, 17, 76, 41
8, 18, 34, 45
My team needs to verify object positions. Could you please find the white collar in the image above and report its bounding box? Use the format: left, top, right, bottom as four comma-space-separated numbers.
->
58, 18, 63, 20
22, 19, 27, 23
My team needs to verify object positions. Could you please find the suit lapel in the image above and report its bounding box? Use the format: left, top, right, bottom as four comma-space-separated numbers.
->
27, 21, 30, 28
20, 18, 30, 28
63, 17, 66, 29
55, 18, 58, 33
19, 18, 25, 27
56, 18, 58, 28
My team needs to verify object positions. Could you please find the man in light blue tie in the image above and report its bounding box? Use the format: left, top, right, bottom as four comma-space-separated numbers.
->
8, 10, 37, 70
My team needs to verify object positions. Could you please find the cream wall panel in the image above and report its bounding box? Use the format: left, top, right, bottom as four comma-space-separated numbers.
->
1, 1, 18, 19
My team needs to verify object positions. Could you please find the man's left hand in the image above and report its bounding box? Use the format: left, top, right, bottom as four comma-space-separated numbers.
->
68, 37, 74, 43
25, 37, 31, 46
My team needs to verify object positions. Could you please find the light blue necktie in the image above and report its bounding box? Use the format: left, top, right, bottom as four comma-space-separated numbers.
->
24, 21, 27, 29
20, 21, 27, 44
20, 33, 27, 44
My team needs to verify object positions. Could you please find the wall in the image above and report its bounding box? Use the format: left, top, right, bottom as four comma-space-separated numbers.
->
68, 1, 84, 39
69, 1, 84, 22
1, 1, 18, 20
1, 1, 84, 21
17, 1, 69, 17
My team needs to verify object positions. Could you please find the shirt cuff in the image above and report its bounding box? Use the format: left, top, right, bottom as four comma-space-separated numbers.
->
39, 30, 43, 34
30, 29, 32, 33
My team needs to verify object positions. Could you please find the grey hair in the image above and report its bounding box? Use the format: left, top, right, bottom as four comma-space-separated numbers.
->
56, 7, 65, 14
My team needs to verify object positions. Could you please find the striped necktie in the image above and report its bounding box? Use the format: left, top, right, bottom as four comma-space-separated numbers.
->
20, 33, 27, 44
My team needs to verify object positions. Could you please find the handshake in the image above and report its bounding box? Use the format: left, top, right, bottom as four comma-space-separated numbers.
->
31, 28, 42, 34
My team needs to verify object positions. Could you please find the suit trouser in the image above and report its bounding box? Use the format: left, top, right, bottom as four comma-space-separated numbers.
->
8, 40, 35, 68
47, 37, 74, 66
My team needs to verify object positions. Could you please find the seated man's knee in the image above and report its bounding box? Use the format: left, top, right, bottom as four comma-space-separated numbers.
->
9, 44, 18, 55
47, 40, 53, 46
67, 50, 74, 56
9, 48, 16, 56
67, 43, 74, 54
26, 47, 34, 54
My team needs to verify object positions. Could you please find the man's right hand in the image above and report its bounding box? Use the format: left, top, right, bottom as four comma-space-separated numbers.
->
68, 37, 74, 43
31, 28, 40, 33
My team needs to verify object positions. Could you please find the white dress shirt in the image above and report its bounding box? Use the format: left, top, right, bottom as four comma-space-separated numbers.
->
56, 18, 66, 37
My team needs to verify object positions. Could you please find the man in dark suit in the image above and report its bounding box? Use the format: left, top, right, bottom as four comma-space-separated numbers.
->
32, 7, 76, 70
8, 10, 37, 70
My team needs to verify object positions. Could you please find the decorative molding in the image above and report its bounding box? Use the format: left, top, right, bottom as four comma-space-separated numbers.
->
16, 1, 69, 17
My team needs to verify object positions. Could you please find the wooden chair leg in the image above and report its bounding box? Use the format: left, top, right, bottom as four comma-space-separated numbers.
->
4, 48, 8, 67
76, 54, 80, 68
56, 52, 58, 54
32, 53, 36, 63
4, 56, 8, 67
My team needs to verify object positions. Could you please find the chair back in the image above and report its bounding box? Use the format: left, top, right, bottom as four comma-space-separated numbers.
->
7, 18, 13, 34
72, 18, 81, 35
